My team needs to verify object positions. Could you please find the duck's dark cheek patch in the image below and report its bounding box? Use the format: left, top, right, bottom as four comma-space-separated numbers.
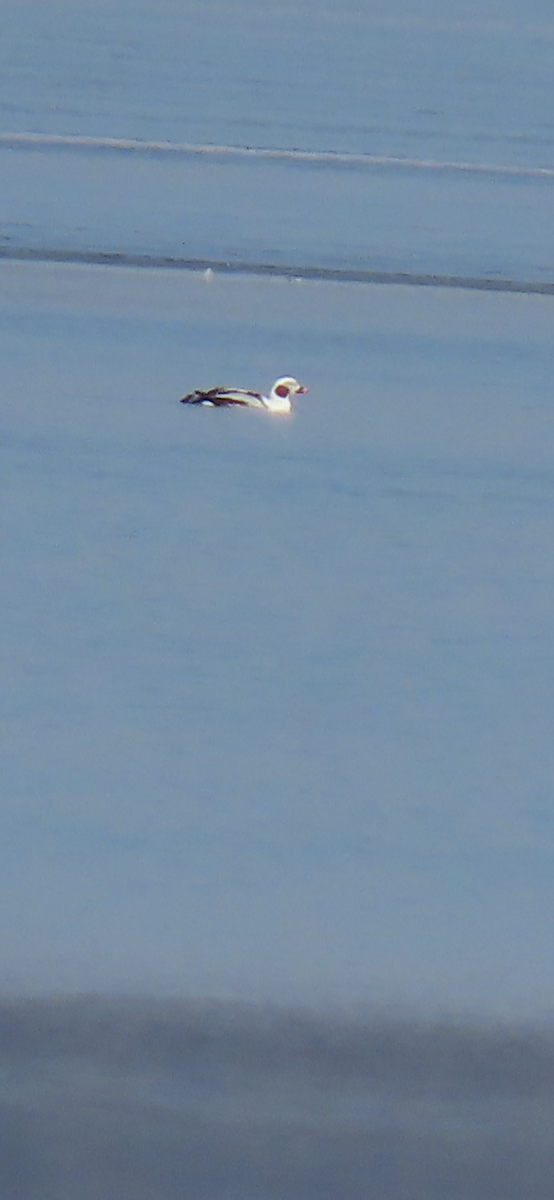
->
275, 385, 290, 398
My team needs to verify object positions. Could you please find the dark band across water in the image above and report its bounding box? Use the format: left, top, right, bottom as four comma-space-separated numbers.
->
1, 246, 554, 296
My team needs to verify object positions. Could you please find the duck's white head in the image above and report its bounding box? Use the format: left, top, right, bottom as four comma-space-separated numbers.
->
266, 377, 308, 413
271, 376, 308, 399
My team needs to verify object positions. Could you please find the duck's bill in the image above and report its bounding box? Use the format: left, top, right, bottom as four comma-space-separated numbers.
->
297, 385, 309, 394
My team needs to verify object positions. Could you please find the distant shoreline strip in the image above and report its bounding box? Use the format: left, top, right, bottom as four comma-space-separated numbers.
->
1, 131, 554, 181
1, 246, 553, 296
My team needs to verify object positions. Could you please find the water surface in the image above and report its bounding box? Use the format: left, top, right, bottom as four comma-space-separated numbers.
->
2, 261, 554, 1013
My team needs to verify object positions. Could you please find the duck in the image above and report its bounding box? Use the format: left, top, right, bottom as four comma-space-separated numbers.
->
180, 376, 308, 415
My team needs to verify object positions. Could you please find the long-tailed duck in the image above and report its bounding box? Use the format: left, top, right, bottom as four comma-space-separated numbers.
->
180, 376, 308, 415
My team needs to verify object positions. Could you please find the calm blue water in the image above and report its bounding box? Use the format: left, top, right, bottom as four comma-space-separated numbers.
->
2, 0, 554, 1015
3, 5, 554, 1195
2, 0, 554, 165
2, 0, 554, 284
2, 261, 554, 1014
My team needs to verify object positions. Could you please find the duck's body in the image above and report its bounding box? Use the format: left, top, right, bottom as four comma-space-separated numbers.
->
180, 376, 308, 415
